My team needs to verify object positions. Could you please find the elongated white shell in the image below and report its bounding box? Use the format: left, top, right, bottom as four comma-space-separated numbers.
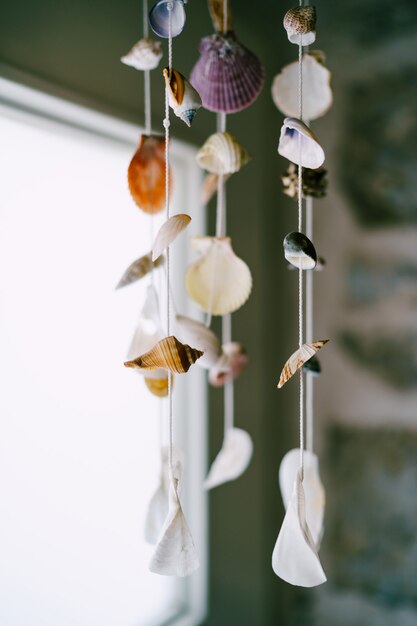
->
278, 340, 329, 388
272, 471, 327, 587
185, 237, 252, 316
196, 132, 251, 175
204, 427, 253, 490
279, 449, 325, 548
121, 37, 163, 71
163, 68, 202, 127
272, 53, 332, 121
175, 314, 221, 369
152, 214, 191, 262
278, 117, 325, 169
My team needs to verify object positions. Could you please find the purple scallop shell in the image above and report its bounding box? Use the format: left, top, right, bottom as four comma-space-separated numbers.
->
189, 32, 264, 114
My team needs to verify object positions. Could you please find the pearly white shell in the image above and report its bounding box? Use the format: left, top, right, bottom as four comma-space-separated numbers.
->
185, 237, 252, 316
152, 214, 191, 262
272, 53, 333, 121
121, 37, 163, 71
163, 68, 202, 127
204, 427, 253, 490
175, 314, 221, 369
278, 117, 325, 169
196, 132, 251, 175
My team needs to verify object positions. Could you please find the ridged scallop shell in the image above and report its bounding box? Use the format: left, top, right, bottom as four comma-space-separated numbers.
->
116, 252, 164, 289
124, 335, 204, 374
175, 314, 221, 369
152, 214, 191, 262
163, 68, 202, 127
185, 237, 252, 316
196, 132, 250, 175
278, 118, 325, 170
208, 342, 249, 387
284, 231, 317, 270
121, 37, 163, 71
189, 31, 264, 114
278, 340, 329, 389
283, 6, 317, 46
208, 0, 232, 33
281, 163, 328, 200
272, 53, 332, 122
203, 427, 253, 490
128, 134, 171, 214
149, 0, 186, 39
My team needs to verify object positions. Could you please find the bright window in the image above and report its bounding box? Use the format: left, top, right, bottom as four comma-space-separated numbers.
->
0, 77, 207, 626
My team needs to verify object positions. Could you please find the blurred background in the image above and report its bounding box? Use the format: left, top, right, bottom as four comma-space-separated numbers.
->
1, 0, 417, 624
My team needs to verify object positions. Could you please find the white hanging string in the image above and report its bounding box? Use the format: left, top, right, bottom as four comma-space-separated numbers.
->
143, 0, 152, 135
305, 196, 314, 453
298, 26, 305, 480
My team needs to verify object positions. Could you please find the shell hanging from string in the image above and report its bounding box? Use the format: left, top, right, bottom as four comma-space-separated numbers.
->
116, 252, 164, 289
128, 134, 172, 214
204, 427, 253, 490
196, 132, 251, 175
152, 214, 191, 261
278, 340, 329, 389
283, 6, 317, 46
149, 0, 187, 38
278, 118, 325, 170
121, 37, 163, 71
125, 335, 204, 374
175, 314, 221, 369
163, 68, 202, 127
282, 163, 328, 200
284, 231, 317, 270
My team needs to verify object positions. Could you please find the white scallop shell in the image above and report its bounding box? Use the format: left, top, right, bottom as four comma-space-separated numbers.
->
196, 132, 251, 175
121, 37, 163, 71
185, 237, 252, 316
272, 53, 333, 121
204, 427, 253, 490
175, 314, 221, 369
278, 117, 325, 169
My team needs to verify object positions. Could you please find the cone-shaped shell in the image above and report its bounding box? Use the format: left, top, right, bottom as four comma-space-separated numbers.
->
125, 335, 204, 374
163, 68, 202, 127
208, 0, 232, 33
116, 252, 164, 289
204, 427, 253, 490
128, 134, 171, 214
152, 214, 191, 261
121, 37, 163, 71
185, 237, 252, 316
196, 132, 250, 175
149, 0, 186, 39
272, 53, 332, 121
284, 231, 317, 270
278, 340, 329, 388
278, 118, 325, 170
175, 314, 221, 369
272, 470, 326, 587
208, 342, 249, 387
189, 31, 264, 114
283, 6, 317, 46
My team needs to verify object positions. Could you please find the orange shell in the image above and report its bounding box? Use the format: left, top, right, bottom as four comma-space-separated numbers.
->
128, 134, 172, 214
144, 375, 170, 397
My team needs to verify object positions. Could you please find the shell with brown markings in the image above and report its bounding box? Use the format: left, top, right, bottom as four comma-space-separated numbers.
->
124, 335, 204, 374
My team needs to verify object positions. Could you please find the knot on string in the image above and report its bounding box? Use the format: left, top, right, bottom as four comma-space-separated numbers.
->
163, 118, 171, 130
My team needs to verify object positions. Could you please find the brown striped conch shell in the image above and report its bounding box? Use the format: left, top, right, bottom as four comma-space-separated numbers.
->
175, 314, 221, 369
278, 118, 325, 170
208, 342, 249, 387
163, 67, 202, 127
279, 448, 325, 548
278, 340, 329, 389
152, 214, 191, 262
272, 469, 326, 587
201, 173, 231, 205
185, 237, 252, 316
116, 252, 164, 289
196, 132, 251, 175
124, 335, 204, 374
208, 0, 232, 33
128, 134, 171, 214
283, 6, 317, 46
272, 52, 332, 121
121, 37, 163, 71
204, 427, 253, 490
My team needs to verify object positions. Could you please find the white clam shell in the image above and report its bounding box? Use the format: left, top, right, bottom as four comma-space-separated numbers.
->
121, 37, 163, 71
163, 68, 202, 127
175, 314, 221, 369
204, 427, 253, 490
152, 213, 191, 262
272, 470, 327, 587
272, 53, 333, 121
196, 132, 251, 175
278, 117, 325, 169
279, 449, 325, 547
185, 237, 252, 316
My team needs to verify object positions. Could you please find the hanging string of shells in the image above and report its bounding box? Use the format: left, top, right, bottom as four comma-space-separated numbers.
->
271, 3, 333, 587
178, 0, 264, 491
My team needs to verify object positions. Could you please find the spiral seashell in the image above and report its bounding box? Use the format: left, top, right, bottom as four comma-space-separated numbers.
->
185, 237, 252, 316
278, 340, 329, 389
278, 118, 325, 170
121, 37, 163, 71
281, 163, 328, 200
149, 0, 186, 39
124, 335, 204, 374
144, 374, 170, 397
208, 0, 232, 33
128, 134, 171, 214
175, 314, 221, 369
116, 252, 164, 289
208, 342, 249, 387
189, 32, 264, 114
152, 214, 191, 262
284, 232, 317, 270
196, 132, 251, 175
163, 68, 202, 127
272, 52, 332, 121
283, 6, 317, 46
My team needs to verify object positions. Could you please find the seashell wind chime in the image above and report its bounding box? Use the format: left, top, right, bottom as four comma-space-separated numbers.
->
179, 0, 264, 492
271, 3, 333, 587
